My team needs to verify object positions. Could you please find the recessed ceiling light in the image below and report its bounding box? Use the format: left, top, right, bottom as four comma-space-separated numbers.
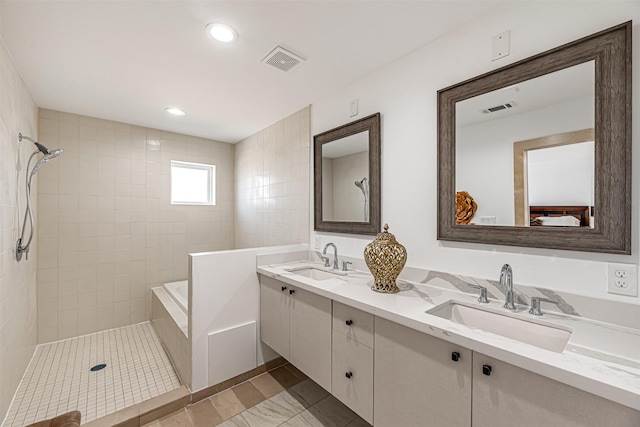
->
165, 107, 186, 116
205, 23, 238, 43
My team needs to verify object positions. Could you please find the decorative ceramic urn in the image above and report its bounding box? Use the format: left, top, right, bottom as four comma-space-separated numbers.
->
364, 224, 407, 293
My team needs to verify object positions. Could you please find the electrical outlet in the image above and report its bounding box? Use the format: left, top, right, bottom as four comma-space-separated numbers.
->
607, 263, 638, 296
314, 236, 321, 250
479, 216, 496, 225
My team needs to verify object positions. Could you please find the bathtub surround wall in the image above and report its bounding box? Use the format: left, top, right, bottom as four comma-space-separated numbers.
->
151, 288, 191, 389
310, 2, 640, 302
189, 244, 308, 392
36, 110, 234, 343
0, 37, 39, 420
234, 107, 310, 249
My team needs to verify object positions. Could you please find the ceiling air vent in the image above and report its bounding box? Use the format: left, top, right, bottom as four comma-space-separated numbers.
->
261, 46, 305, 72
480, 101, 517, 114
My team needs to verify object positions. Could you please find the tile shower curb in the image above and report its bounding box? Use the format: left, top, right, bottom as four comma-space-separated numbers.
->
82, 357, 288, 427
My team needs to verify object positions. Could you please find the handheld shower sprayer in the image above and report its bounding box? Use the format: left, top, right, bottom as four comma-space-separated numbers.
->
354, 177, 369, 222
354, 177, 368, 195
16, 133, 64, 261
31, 149, 64, 175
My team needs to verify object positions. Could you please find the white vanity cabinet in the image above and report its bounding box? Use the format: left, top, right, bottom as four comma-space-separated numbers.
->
472, 353, 640, 427
258, 269, 640, 427
331, 302, 374, 424
259, 276, 332, 391
373, 316, 472, 427
260, 275, 290, 359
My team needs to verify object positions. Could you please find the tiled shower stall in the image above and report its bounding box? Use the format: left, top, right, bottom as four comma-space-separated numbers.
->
34, 106, 310, 344
35, 110, 235, 342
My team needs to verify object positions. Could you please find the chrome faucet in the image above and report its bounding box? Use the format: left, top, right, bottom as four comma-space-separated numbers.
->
529, 297, 561, 316
323, 243, 339, 269
500, 264, 516, 310
467, 283, 489, 304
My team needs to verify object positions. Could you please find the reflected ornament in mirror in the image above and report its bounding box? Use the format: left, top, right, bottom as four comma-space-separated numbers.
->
456, 191, 478, 225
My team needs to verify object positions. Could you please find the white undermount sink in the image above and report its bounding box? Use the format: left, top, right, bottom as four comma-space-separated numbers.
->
286, 267, 346, 281
427, 301, 572, 353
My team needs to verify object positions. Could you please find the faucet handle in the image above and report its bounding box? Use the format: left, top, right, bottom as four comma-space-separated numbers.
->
467, 283, 489, 304
322, 257, 330, 268
529, 297, 560, 316
342, 261, 352, 271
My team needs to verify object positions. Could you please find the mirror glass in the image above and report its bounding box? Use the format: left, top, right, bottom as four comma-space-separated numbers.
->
455, 61, 595, 227
314, 113, 380, 235
321, 131, 370, 222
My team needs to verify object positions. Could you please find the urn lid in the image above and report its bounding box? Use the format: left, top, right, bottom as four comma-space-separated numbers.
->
371, 224, 400, 245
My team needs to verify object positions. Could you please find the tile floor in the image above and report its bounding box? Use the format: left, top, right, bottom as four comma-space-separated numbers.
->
144, 365, 371, 427
4, 322, 181, 426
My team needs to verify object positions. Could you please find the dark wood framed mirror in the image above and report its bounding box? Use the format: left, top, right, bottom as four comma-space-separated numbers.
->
314, 113, 381, 235
438, 22, 631, 254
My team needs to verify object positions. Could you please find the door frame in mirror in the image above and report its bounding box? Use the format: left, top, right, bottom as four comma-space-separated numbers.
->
314, 113, 381, 235
513, 128, 594, 227
437, 22, 631, 254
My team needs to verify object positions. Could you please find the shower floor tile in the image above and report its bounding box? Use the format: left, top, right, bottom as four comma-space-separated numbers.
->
3, 322, 181, 426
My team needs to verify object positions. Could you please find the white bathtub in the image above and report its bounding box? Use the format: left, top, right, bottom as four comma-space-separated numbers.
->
163, 280, 188, 315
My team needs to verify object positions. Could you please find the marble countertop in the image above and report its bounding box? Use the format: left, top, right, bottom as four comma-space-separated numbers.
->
257, 261, 640, 411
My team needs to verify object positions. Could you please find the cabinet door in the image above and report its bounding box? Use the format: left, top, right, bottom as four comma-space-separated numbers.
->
333, 301, 374, 348
374, 317, 472, 427
332, 333, 373, 424
259, 276, 290, 359
472, 353, 640, 427
289, 287, 332, 392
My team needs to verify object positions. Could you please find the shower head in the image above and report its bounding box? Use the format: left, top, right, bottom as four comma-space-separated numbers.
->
45, 148, 64, 160
354, 177, 368, 189
31, 148, 64, 175
354, 177, 368, 198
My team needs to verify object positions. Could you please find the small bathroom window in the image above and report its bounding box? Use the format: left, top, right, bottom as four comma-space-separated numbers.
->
171, 160, 216, 205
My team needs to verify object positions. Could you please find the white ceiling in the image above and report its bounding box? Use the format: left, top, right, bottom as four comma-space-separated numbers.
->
322, 131, 368, 158
1, 0, 503, 143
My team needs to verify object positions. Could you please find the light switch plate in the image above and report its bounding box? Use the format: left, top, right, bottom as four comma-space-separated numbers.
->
492, 30, 510, 61
350, 99, 358, 117
607, 263, 638, 296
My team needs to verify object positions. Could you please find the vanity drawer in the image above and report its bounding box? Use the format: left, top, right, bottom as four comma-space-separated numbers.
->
332, 332, 374, 424
333, 301, 374, 348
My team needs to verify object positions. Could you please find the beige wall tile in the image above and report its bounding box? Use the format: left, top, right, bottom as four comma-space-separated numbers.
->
37, 110, 235, 343
234, 107, 310, 248
0, 39, 39, 421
